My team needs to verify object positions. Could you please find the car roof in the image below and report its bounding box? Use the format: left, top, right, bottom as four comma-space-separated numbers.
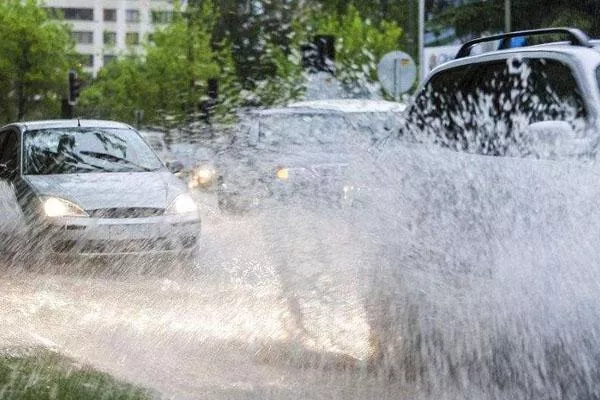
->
287, 99, 406, 113
250, 99, 405, 116
2, 119, 134, 132
426, 43, 600, 82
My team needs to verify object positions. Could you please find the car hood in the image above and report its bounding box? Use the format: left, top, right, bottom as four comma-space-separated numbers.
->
24, 170, 186, 210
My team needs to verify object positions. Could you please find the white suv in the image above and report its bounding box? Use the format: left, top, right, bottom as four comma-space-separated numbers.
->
369, 27, 600, 394
403, 27, 600, 158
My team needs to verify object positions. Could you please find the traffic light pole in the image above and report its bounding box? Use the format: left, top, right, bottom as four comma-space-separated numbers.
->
61, 98, 73, 119
418, 0, 425, 83
505, 0, 512, 32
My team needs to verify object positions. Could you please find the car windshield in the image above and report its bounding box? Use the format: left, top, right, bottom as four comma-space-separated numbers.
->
248, 112, 397, 150
24, 127, 164, 174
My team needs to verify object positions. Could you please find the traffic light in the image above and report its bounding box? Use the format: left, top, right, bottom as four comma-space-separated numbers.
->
301, 35, 335, 74
200, 78, 218, 125
68, 70, 82, 105
207, 78, 218, 100
315, 34, 335, 73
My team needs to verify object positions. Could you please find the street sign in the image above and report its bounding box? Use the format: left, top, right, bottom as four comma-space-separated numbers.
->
377, 51, 417, 99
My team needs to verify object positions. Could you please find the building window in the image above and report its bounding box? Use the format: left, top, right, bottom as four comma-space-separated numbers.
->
82, 54, 94, 68
63, 8, 93, 21
103, 55, 117, 65
151, 10, 173, 24
126, 9, 140, 23
71, 31, 94, 45
104, 9, 117, 22
125, 32, 140, 46
45, 8, 93, 21
103, 31, 117, 45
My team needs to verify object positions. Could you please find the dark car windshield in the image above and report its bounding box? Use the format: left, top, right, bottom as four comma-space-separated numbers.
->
24, 127, 164, 175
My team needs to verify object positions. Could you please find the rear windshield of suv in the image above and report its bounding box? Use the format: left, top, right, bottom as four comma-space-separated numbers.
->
408, 57, 586, 156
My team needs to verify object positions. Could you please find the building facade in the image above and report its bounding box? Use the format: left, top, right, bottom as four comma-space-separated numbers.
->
43, 0, 182, 76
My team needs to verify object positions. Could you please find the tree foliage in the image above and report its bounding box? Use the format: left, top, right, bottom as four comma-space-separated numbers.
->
0, 0, 74, 123
80, 0, 404, 123
220, 2, 404, 104
310, 5, 403, 98
432, 0, 600, 39
79, 2, 236, 128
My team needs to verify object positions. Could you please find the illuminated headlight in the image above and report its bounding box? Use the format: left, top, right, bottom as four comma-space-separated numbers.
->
42, 197, 88, 217
189, 165, 216, 188
166, 193, 198, 215
195, 166, 215, 183
275, 167, 289, 180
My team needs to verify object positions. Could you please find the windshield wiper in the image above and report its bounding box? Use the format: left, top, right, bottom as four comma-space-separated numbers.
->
79, 151, 159, 172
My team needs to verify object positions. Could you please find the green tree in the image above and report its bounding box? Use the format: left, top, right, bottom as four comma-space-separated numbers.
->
234, 4, 404, 105
212, 0, 305, 89
77, 56, 148, 123
431, 0, 600, 39
310, 5, 404, 98
313, 0, 415, 57
82, 0, 404, 119
0, 0, 75, 123
79, 1, 237, 127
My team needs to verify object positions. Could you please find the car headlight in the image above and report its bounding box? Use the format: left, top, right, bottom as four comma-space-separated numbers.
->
166, 193, 198, 215
275, 167, 289, 180
188, 165, 216, 188
42, 197, 88, 217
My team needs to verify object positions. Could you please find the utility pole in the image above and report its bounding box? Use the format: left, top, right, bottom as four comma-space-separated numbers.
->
505, 0, 511, 32
418, 0, 425, 83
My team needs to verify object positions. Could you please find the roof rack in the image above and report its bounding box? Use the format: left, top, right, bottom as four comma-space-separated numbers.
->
455, 27, 592, 59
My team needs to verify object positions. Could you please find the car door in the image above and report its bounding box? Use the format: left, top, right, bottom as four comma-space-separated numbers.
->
0, 128, 26, 246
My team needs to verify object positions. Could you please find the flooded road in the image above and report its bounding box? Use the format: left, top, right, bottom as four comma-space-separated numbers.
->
0, 195, 400, 399
5, 144, 600, 399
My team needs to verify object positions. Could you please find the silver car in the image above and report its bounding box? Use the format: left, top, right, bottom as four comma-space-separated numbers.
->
216, 99, 405, 212
0, 119, 201, 259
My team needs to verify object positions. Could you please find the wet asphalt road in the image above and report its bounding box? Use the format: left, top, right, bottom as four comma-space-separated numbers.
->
0, 191, 406, 399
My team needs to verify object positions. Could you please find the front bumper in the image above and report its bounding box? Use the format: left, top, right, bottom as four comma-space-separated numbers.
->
219, 179, 360, 211
35, 213, 201, 257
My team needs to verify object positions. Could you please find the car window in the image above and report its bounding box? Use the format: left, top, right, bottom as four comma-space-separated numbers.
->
408, 57, 586, 155
0, 130, 19, 178
23, 127, 164, 175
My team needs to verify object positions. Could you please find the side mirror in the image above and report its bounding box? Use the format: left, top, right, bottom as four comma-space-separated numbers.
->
166, 160, 184, 174
526, 121, 583, 158
527, 121, 575, 142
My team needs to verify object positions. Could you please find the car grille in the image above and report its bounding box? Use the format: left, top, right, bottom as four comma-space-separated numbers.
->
80, 239, 173, 253
87, 208, 164, 218
51, 236, 198, 254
